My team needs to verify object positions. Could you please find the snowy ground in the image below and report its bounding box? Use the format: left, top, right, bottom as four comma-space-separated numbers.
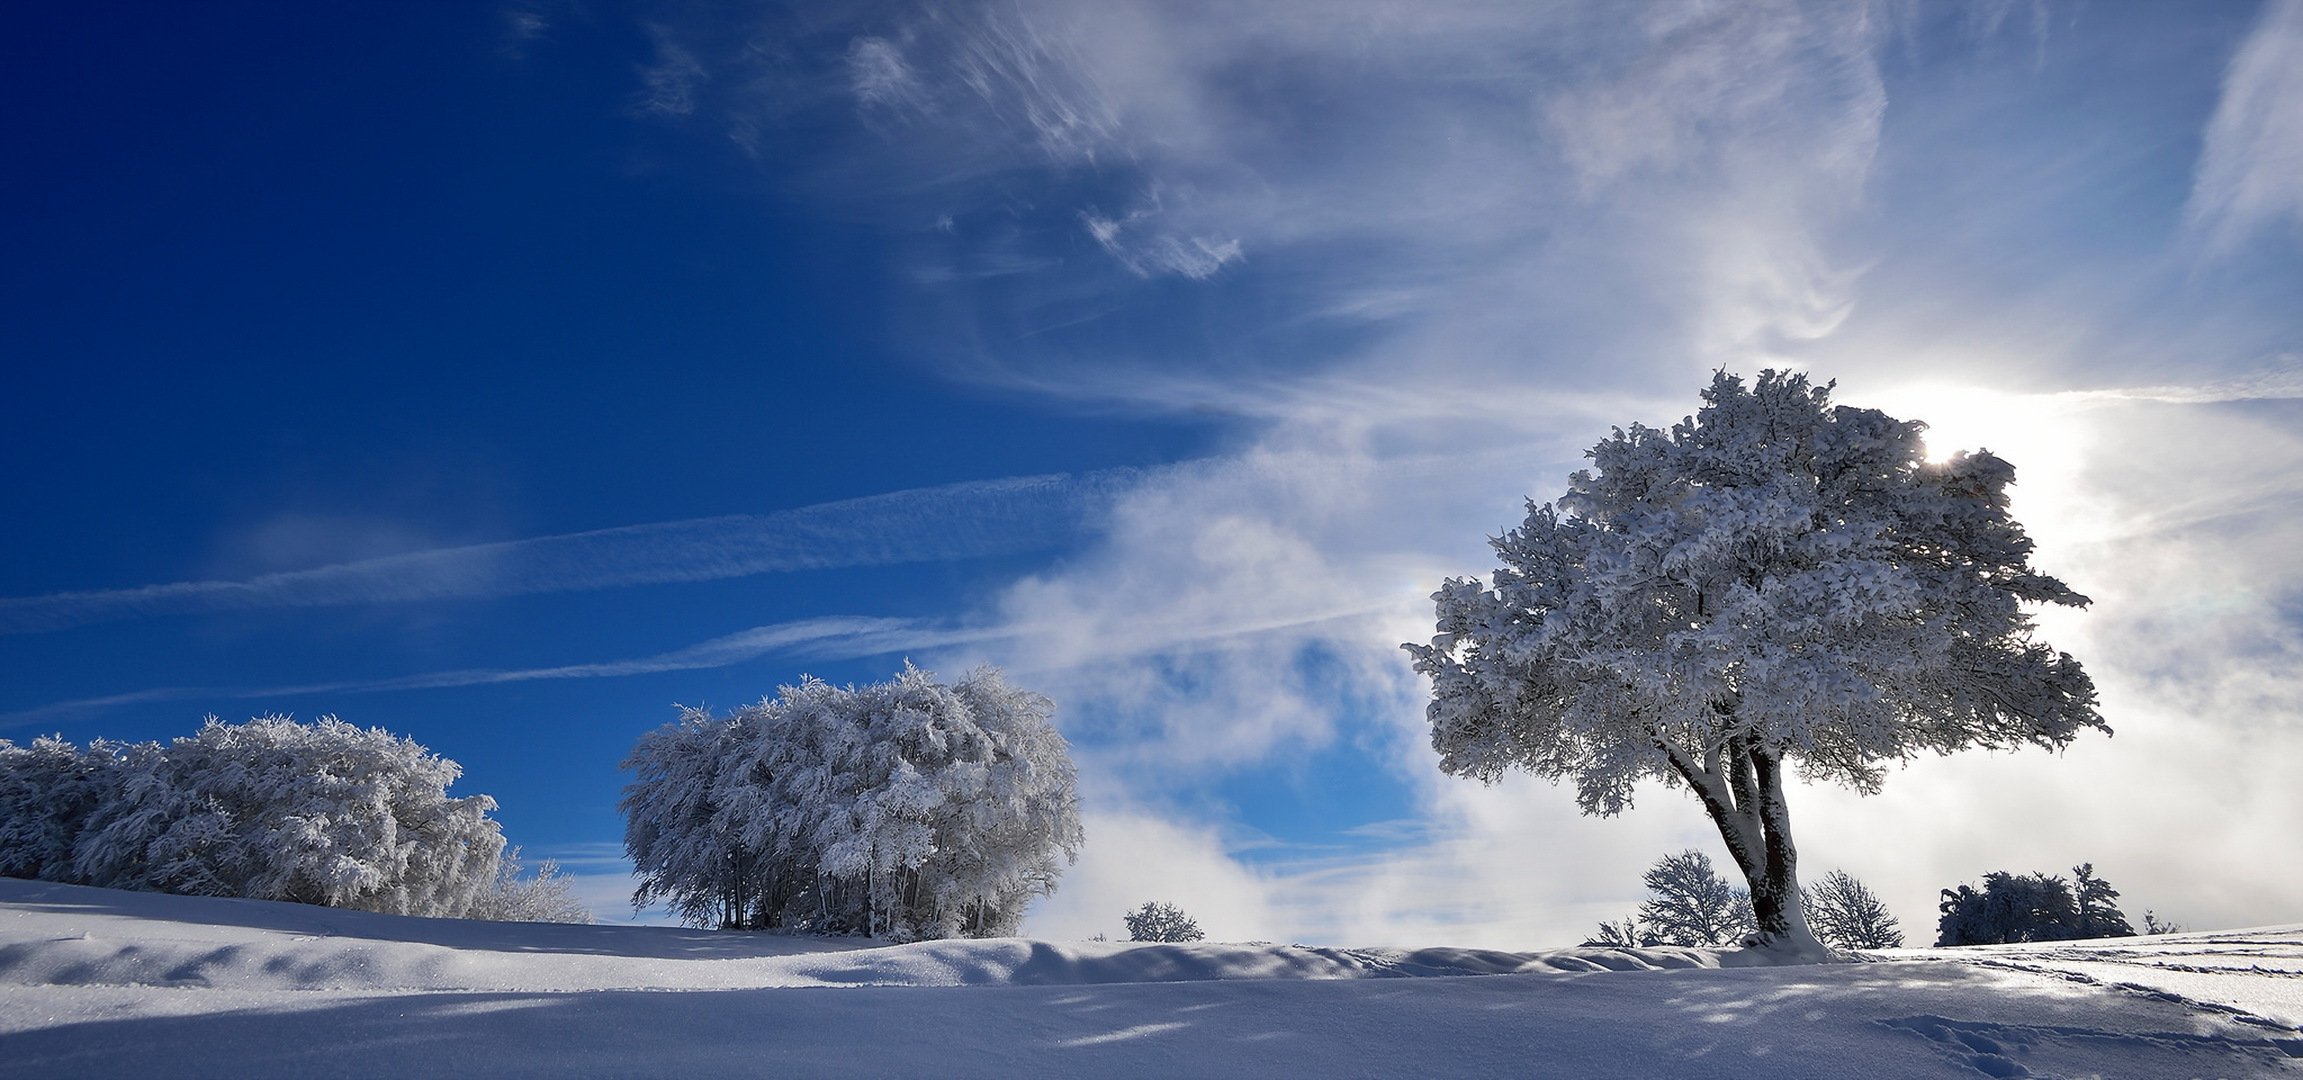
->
2, 880, 2295, 1078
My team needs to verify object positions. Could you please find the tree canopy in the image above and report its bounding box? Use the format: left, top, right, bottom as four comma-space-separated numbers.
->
1408, 369, 2104, 950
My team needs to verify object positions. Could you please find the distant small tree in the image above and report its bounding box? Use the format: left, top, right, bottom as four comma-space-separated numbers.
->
1636, 850, 1756, 947
468, 847, 593, 924
1124, 901, 1205, 942
1803, 869, 1903, 949
2069, 863, 2133, 939
2142, 910, 2184, 935
1937, 865, 2137, 946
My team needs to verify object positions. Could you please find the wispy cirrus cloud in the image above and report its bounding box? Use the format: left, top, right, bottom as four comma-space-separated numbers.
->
2187, 0, 2303, 258
0, 469, 1151, 636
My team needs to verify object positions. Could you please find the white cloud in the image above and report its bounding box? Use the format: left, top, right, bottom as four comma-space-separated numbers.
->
2188, 0, 2303, 257
1023, 810, 1283, 941
600, 0, 2303, 943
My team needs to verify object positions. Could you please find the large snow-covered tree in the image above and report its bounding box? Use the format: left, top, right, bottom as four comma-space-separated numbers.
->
1407, 370, 2104, 952
622, 665, 1083, 940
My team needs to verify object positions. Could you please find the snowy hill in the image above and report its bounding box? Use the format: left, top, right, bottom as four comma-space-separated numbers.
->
2, 879, 2296, 1078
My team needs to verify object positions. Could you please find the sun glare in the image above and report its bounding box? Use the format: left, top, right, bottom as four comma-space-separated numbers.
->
1866, 381, 2103, 554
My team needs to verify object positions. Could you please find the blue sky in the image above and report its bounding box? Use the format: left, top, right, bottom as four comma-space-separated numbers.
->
5, 1, 2300, 943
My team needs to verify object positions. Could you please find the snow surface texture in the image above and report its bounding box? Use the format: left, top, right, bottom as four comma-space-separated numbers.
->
1, 880, 2296, 1078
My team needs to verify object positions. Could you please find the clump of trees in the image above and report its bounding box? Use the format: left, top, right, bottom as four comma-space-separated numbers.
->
1124, 901, 1205, 942
1409, 370, 2103, 952
620, 665, 1083, 941
1584, 851, 1901, 950
0, 715, 575, 920
1937, 862, 2134, 945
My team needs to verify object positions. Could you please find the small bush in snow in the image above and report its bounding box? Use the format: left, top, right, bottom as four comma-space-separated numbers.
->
468, 847, 592, 924
1936, 864, 2134, 946
1124, 901, 1205, 943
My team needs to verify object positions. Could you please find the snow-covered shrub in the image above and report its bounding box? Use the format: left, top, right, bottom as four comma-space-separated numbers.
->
1937, 864, 2134, 946
3, 716, 506, 917
1408, 370, 2103, 950
622, 664, 1083, 938
1123, 901, 1205, 942
467, 847, 592, 923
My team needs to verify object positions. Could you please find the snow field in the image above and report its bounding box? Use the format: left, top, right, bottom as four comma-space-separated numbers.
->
2, 880, 2297, 1078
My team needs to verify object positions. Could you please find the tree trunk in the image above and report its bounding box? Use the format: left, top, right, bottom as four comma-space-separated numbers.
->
1662, 733, 1826, 956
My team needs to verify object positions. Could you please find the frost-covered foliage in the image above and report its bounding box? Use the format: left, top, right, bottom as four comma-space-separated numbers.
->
2070, 862, 2134, 939
468, 847, 592, 924
0, 735, 127, 883
1803, 869, 1903, 950
621, 665, 1083, 940
1407, 370, 2103, 951
1123, 901, 1205, 943
1938, 864, 2135, 946
0, 716, 504, 916
1636, 850, 1756, 947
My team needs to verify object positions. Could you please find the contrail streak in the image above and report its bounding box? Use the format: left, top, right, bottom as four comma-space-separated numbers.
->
1, 468, 1157, 635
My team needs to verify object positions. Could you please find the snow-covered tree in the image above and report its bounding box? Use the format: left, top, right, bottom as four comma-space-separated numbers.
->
1803, 869, 1903, 949
69, 715, 503, 915
2069, 862, 2133, 939
1124, 901, 1205, 942
0, 735, 127, 882
1936, 865, 2136, 946
621, 712, 756, 928
468, 847, 593, 924
1636, 850, 1756, 947
1937, 871, 2077, 945
5, 716, 507, 916
1408, 370, 2103, 952
622, 665, 1083, 939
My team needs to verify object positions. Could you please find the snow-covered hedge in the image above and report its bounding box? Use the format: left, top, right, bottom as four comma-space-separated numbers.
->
621, 665, 1082, 940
